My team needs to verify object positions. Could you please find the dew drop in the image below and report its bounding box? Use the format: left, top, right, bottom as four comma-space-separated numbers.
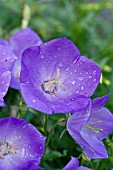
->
66, 67, 69, 71
81, 86, 84, 90
93, 70, 97, 75
2, 81, 4, 84
86, 72, 88, 75
41, 55, 44, 59
32, 99, 36, 103
89, 75, 92, 79
2, 92, 5, 95
79, 77, 84, 81
76, 90, 79, 94
94, 78, 97, 82
58, 61, 63, 67
71, 80, 76, 85
39, 146, 42, 150
74, 69, 77, 73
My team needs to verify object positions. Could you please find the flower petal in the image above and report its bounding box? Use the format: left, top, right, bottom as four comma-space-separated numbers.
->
86, 107, 113, 140
67, 101, 91, 131
0, 70, 11, 102
63, 55, 101, 98
9, 28, 42, 58
9, 28, 42, 89
0, 45, 17, 71
62, 157, 79, 170
0, 39, 9, 46
67, 104, 108, 159
77, 166, 91, 170
80, 128, 108, 158
92, 94, 110, 111
19, 162, 45, 170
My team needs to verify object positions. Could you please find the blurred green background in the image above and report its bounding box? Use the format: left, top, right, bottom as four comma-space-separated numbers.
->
0, 0, 113, 169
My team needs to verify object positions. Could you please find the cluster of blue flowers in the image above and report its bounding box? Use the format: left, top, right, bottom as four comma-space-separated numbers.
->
0, 28, 113, 170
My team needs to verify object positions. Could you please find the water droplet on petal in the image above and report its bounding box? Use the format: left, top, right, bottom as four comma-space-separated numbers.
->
74, 69, 77, 73
79, 77, 84, 81
76, 90, 79, 94
93, 70, 97, 75
94, 78, 97, 82
89, 75, 92, 79
66, 67, 69, 71
58, 61, 63, 67
2, 92, 5, 95
41, 55, 44, 59
86, 72, 88, 75
39, 146, 42, 150
71, 80, 76, 85
81, 86, 84, 90
32, 99, 36, 103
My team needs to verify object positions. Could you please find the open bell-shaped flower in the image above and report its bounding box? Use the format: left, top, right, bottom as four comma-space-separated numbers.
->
0, 117, 46, 170
67, 94, 113, 159
62, 157, 91, 170
0, 28, 42, 89
20, 37, 101, 114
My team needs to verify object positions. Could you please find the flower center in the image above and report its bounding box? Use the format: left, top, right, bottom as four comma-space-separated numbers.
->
84, 121, 103, 133
42, 69, 66, 94
0, 141, 17, 158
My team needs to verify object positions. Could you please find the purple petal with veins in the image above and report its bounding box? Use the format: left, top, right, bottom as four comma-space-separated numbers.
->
0, 117, 46, 170
0, 28, 42, 89
20, 38, 101, 114
67, 95, 113, 159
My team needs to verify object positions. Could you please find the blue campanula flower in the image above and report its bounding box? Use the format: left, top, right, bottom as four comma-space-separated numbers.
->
62, 157, 91, 170
0, 28, 42, 89
67, 94, 113, 159
0, 117, 46, 170
20, 38, 101, 114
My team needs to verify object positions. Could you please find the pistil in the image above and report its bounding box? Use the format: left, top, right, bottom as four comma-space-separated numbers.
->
42, 69, 66, 94
0, 141, 16, 158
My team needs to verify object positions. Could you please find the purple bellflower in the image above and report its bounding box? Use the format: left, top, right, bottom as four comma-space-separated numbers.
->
20, 38, 101, 114
0, 28, 42, 89
67, 94, 113, 159
0, 117, 46, 170
62, 156, 91, 170
0, 45, 17, 106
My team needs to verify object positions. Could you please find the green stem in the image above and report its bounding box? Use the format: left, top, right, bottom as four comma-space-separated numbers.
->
45, 118, 65, 152
44, 114, 48, 135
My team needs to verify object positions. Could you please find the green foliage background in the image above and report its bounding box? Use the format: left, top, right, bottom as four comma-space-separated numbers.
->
0, 0, 113, 169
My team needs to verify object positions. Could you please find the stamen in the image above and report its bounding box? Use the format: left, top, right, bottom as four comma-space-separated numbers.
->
84, 125, 103, 133
84, 120, 103, 133
42, 69, 66, 94
0, 141, 16, 158
54, 69, 60, 81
